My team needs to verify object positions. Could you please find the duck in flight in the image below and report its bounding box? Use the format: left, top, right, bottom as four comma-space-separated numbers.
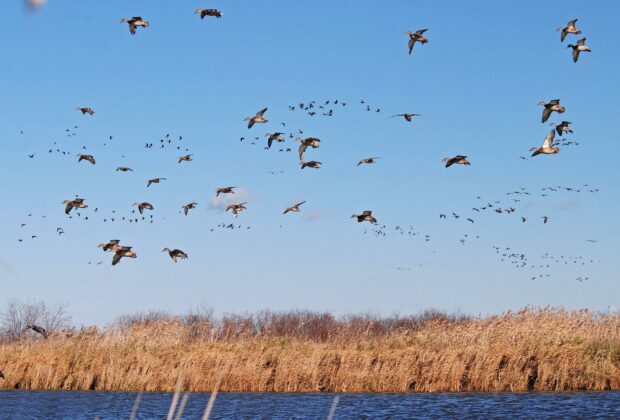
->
351, 210, 377, 224
147, 177, 166, 187
120, 17, 149, 35
442, 155, 470, 168
115, 166, 133, 172
25, 324, 48, 339
162, 248, 189, 262
266, 132, 285, 149
216, 186, 236, 196
195, 9, 223, 19
358, 157, 381, 166
391, 113, 421, 122
538, 99, 565, 123
300, 160, 321, 169
284, 201, 305, 214
178, 154, 193, 163
531, 130, 559, 157
297, 137, 321, 160
181, 202, 197, 216
98, 239, 122, 253
550, 121, 573, 136
62, 198, 87, 214
244, 108, 268, 128
226, 202, 247, 217
76, 107, 95, 116
77, 154, 96, 165
112, 246, 137, 266
557, 19, 581, 42
405, 29, 428, 55
133, 202, 154, 214
567, 38, 591, 63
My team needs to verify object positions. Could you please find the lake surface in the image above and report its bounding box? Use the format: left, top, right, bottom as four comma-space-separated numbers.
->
1, 391, 619, 419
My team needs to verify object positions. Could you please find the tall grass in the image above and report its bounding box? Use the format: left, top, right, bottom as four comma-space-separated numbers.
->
1, 307, 619, 392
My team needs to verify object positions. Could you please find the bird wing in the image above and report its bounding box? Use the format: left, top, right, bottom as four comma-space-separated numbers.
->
256, 108, 268, 117
299, 143, 308, 160
408, 38, 415, 54
296, 201, 306, 207
247, 119, 255, 129
112, 252, 122, 266
542, 130, 555, 148
64, 202, 73, 214
577, 37, 586, 46
268, 137, 273, 148
568, 19, 578, 28
560, 29, 567, 42
129, 24, 136, 35
416, 29, 428, 35
572, 48, 580, 63
541, 107, 552, 123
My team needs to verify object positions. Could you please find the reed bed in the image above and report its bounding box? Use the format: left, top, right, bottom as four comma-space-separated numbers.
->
1, 307, 619, 392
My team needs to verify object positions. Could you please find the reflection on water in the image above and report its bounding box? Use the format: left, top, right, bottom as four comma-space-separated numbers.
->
1, 390, 619, 419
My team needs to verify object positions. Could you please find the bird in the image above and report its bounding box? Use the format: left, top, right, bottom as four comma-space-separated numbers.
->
216, 187, 236, 196
300, 160, 322, 169
405, 29, 429, 55
147, 177, 166, 187
538, 99, 565, 123
56, 227, 64, 235
162, 248, 189, 262
567, 38, 591, 63
265, 132, 285, 149
550, 121, 573, 136
542, 216, 549, 224
133, 202, 154, 214
77, 154, 96, 165
120, 17, 149, 35
181, 202, 197, 216
25, 324, 48, 339
62, 198, 87, 214
531, 130, 559, 157
76, 107, 95, 115
357, 157, 381, 166
391, 113, 421, 122
244, 108, 268, 128
226, 203, 247, 217
351, 210, 377, 224
557, 19, 581, 42
442, 155, 470, 167
112, 246, 137, 266
284, 201, 306, 214
297, 137, 321, 160
178, 154, 193, 163
115, 166, 133, 172
98, 239, 122, 252
194, 9, 223, 19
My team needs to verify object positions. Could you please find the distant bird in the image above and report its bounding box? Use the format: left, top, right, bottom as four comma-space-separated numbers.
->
181, 202, 197, 216
244, 108, 268, 129
98, 239, 122, 252
76, 107, 95, 116
542, 216, 549, 224
300, 160, 322, 169
77, 154, 96, 165
112, 246, 137, 266
521, 217, 527, 222
567, 38, 591, 63
405, 29, 429, 55
266, 132, 285, 149
297, 137, 321, 160
391, 113, 421, 122
226, 202, 247, 217
115, 166, 133, 172
357, 157, 381, 166
557, 19, 581, 42
160, 247, 190, 264
147, 177, 166, 187
56, 227, 64, 235
439, 214, 446, 219
25, 324, 48, 339
531, 130, 559, 156
133, 202, 154, 214
194, 8, 223, 19
538, 99, 565, 123
442, 155, 470, 167
351, 210, 377, 224
120, 17, 149, 35
216, 187, 236, 196
62, 198, 87, 214
550, 121, 573, 136
178, 154, 193, 163
284, 201, 305, 214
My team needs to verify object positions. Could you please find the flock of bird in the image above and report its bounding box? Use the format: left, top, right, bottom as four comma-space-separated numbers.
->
13, 10, 599, 284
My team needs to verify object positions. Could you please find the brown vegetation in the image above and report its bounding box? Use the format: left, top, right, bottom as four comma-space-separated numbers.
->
1, 307, 620, 392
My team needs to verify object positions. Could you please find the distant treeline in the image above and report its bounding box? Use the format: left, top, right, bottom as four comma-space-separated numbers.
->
1, 307, 619, 392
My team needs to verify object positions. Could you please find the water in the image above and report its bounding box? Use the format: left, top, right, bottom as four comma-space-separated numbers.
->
1, 391, 619, 419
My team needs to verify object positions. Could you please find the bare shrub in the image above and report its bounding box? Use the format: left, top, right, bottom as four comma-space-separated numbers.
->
0, 299, 72, 341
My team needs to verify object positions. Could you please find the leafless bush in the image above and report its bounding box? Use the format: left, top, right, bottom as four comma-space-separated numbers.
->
0, 299, 72, 342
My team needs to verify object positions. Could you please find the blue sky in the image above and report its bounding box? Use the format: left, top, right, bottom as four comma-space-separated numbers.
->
1, 1, 618, 325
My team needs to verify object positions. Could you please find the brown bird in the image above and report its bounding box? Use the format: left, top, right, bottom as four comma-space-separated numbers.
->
557, 19, 581, 42
550, 121, 573, 136
266, 132, 285, 149
297, 137, 321, 160
405, 29, 429, 55
62, 198, 87, 214
216, 186, 236, 196
178, 154, 193, 163
244, 108, 268, 128
284, 201, 305, 214
112, 246, 137, 266
147, 177, 166, 187
76, 107, 95, 116
226, 202, 247, 217
25, 324, 48, 339
120, 17, 149, 35
567, 38, 591, 63
442, 155, 470, 168
181, 202, 197, 216
300, 160, 322, 169
77, 154, 96, 165
391, 113, 421, 122
195, 9, 223, 19
115, 166, 133, 172
98, 239, 122, 252
351, 210, 377, 224
162, 248, 189, 262
538, 99, 565, 123
531, 130, 559, 157
133, 202, 154, 214
357, 157, 381, 166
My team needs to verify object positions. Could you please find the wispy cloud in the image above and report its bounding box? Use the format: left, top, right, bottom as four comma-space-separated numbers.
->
208, 188, 254, 212
553, 198, 581, 211
302, 210, 322, 221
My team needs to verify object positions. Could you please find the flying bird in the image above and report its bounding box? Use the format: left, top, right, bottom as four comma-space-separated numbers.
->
266, 132, 285, 149
405, 29, 429, 55
62, 198, 87, 214
567, 38, 591, 63
557, 19, 581, 42
147, 177, 166, 187
550, 121, 573, 136
297, 137, 321, 160
25, 324, 48, 339
357, 157, 381, 166
76, 107, 95, 115
162, 248, 189, 262
98, 239, 122, 252
442, 155, 470, 167
178, 154, 193, 163
181, 202, 197, 216
531, 130, 559, 157
133, 202, 154, 214
300, 160, 322, 169
77, 154, 96, 165
284, 201, 306, 214
226, 203, 247, 217
216, 187, 236, 196
538, 99, 565, 123
115, 166, 133, 172
244, 108, 268, 129
194, 9, 223, 19
351, 210, 377, 224
391, 113, 421, 122
120, 17, 149, 35
112, 246, 137, 266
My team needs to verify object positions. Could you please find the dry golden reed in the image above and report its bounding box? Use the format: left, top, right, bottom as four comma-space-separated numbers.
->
1, 307, 619, 392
